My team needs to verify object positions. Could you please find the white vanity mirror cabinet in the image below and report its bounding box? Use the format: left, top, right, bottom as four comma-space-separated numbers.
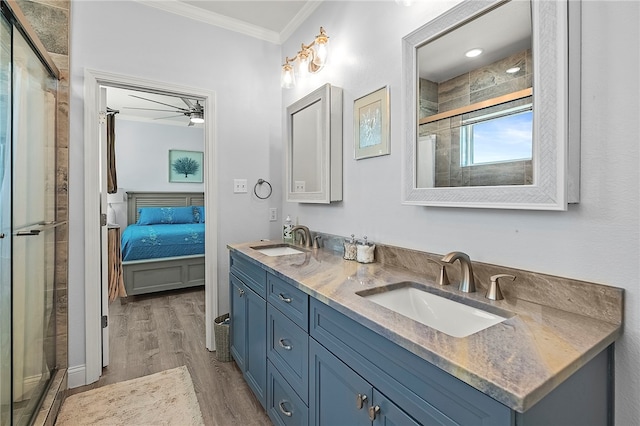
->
286, 83, 343, 203
402, 0, 581, 210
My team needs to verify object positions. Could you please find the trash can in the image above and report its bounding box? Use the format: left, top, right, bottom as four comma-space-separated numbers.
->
214, 313, 231, 362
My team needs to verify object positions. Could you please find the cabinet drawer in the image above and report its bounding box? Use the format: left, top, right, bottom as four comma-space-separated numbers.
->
230, 253, 267, 298
268, 304, 309, 403
267, 361, 309, 426
267, 273, 308, 331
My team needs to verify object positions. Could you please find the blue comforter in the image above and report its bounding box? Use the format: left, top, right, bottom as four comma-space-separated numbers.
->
121, 223, 205, 261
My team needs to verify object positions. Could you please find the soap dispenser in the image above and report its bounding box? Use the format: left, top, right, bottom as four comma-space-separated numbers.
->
343, 234, 357, 260
356, 236, 375, 264
283, 215, 293, 243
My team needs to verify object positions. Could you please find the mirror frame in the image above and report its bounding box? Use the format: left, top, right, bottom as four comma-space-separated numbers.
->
402, 0, 580, 210
286, 83, 343, 203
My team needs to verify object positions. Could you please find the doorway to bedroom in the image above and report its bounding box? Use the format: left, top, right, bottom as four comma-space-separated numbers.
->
102, 85, 207, 365
83, 70, 218, 385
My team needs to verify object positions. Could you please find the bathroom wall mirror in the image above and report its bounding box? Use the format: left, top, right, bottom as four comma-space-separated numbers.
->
402, 0, 580, 210
286, 83, 343, 203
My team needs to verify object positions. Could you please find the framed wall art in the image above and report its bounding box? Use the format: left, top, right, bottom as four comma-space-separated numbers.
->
354, 86, 390, 160
169, 149, 203, 183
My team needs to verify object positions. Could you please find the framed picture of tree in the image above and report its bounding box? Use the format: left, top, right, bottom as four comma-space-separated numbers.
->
169, 149, 203, 183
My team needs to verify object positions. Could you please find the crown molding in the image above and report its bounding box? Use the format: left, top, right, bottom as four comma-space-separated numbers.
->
279, 1, 323, 43
134, 1, 325, 45
134, 0, 282, 44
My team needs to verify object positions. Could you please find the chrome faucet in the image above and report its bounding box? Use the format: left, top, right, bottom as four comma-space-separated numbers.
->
441, 251, 476, 293
291, 225, 312, 248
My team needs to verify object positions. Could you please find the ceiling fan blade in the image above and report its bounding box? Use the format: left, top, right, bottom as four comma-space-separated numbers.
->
122, 107, 185, 113
181, 98, 195, 109
129, 94, 188, 111
154, 114, 185, 120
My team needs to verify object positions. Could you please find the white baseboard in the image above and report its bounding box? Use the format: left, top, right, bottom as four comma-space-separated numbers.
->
67, 364, 86, 389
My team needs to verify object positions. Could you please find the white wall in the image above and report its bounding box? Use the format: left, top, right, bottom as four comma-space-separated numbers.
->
69, 1, 282, 375
111, 118, 204, 227
69, 0, 639, 422
280, 1, 639, 423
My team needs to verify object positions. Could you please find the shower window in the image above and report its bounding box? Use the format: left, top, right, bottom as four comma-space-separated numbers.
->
460, 105, 533, 167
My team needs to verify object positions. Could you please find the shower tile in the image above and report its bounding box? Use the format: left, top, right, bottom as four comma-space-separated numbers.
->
439, 73, 469, 103
15, 0, 68, 55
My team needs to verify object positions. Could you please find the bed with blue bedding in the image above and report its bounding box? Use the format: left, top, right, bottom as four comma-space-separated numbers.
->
122, 223, 205, 261
122, 192, 205, 296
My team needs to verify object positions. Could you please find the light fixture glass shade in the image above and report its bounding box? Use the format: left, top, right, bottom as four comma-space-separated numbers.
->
297, 50, 310, 78
313, 41, 328, 67
281, 64, 296, 88
190, 111, 204, 124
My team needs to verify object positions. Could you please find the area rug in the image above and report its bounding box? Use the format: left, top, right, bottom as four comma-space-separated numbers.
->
56, 366, 204, 426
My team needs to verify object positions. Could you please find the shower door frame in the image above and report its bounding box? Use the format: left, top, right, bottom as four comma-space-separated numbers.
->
1, 0, 62, 423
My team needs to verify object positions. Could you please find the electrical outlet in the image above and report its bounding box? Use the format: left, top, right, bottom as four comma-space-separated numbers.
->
233, 179, 247, 193
294, 180, 306, 192
269, 208, 277, 222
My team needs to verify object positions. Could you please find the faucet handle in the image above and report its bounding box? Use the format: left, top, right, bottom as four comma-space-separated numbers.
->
313, 235, 322, 249
426, 259, 450, 286
486, 274, 516, 301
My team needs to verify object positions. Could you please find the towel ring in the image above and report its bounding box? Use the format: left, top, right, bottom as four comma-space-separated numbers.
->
254, 178, 272, 200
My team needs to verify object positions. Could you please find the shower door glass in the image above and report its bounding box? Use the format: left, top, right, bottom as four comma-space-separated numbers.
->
0, 11, 11, 426
9, 17, 57, 426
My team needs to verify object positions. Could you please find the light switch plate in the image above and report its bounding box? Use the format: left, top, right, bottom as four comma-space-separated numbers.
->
269, 208, 277, 221
233, 179, 247, 193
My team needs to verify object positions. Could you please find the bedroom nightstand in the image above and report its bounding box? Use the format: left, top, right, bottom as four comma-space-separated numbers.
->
107, 225, 126, 300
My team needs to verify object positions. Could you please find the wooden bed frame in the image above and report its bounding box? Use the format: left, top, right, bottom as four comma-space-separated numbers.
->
122, 191, 205, 296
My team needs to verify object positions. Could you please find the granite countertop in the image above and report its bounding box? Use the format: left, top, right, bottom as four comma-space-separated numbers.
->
228, 240, 623, 412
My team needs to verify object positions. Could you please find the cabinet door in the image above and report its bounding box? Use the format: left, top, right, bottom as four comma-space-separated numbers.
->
310, 338, 372, 426
372, 389, 421, 426
230, 274, 246, 371
245, 284, 267, 409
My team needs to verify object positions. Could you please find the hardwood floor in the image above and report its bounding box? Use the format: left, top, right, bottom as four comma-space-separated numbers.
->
66, 287, 272, 425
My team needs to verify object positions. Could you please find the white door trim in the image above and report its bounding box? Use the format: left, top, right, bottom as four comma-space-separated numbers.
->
83, 69, 218, 385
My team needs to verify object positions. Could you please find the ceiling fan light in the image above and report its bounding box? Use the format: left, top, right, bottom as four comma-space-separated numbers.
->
190, 111, 204, 124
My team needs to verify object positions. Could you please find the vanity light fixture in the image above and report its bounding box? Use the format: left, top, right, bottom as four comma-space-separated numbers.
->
280, 27, 329, 89
465, 48, 483, 58
506, 66, 521, 74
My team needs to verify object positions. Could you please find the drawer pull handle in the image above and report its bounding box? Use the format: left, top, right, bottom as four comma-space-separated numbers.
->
238, 288, 245, 297
278, 338, 292, 350
356, 393, 368, 409
278, 400, 293, 417
278, 293, 292, 303
368, 405, 380, 421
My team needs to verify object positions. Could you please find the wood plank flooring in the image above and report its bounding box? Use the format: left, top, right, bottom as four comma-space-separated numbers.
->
65, 287, 272, 425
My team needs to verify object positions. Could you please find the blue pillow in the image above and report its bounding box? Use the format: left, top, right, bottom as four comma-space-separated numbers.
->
193, 206, 205, 223
137, 206, 196, 225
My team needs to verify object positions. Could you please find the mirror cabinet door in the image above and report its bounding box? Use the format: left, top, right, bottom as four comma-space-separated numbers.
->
402, 0, 580, 210
286, 83, 343, 203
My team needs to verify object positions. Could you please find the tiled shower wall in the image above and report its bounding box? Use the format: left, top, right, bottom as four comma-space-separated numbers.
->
15, 0, 69, 423
418, 50, 533, 187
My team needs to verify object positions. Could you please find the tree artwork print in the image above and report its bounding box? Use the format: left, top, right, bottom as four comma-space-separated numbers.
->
172, 156, 200, 177
168, 150, 203, 183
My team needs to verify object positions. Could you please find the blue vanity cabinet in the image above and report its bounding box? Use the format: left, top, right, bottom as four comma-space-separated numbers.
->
310, 299, 512, 425
229, 249, 613, 426
229, 254, 267, 409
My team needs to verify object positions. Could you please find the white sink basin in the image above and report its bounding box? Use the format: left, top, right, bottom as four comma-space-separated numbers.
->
360, 285, 508, 338
253, 245, 305, 256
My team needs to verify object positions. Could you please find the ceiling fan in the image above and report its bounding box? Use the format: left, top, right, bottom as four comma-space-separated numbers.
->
123, 94, 204, 126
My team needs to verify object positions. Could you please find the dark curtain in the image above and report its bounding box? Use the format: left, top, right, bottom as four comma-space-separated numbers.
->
107, 113, 118, 193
